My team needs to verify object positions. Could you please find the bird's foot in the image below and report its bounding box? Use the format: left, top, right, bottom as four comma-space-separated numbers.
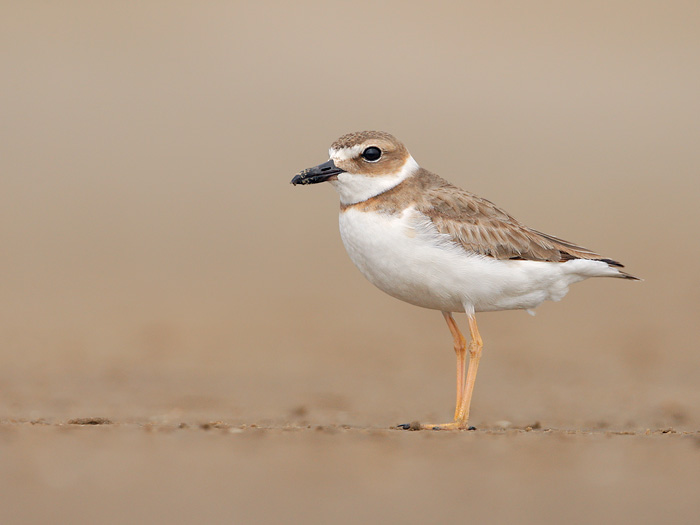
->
397, 421, 476, 431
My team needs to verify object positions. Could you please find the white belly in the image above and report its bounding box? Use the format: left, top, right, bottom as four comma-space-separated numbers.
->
338, 207, 600, 313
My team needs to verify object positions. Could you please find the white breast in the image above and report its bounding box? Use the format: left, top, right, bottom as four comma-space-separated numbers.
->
338, 207, 610, 313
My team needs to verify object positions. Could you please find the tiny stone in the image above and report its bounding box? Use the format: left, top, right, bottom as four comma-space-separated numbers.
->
67, 417, 112, 425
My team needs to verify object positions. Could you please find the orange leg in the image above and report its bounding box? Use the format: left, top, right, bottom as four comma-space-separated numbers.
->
442, 312, 467, 420
455, 314, 483, 425
397, 312, 482, 431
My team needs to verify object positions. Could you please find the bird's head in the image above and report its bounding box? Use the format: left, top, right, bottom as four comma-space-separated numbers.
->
291, 131, 420, 205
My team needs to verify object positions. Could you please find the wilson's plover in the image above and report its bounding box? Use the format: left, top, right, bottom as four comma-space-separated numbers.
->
292, 131, 638, 430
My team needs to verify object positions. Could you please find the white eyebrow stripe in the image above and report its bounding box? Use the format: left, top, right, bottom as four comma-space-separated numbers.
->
329, 145, 364, 161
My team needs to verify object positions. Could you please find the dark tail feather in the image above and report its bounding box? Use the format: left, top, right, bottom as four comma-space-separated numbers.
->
617, 271, 641, 280
597, 257, 624, 267
595, 258, 641, 280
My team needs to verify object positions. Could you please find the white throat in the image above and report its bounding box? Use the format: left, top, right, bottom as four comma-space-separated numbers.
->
329, 155, 420, 205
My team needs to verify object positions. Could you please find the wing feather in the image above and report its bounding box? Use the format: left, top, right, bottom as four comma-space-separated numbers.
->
416, 174, 603, 262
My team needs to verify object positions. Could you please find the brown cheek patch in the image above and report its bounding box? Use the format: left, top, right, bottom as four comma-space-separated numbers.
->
354, 149, 408, 177
335, 159, 355, 172
332, 134, 409, 176
341, 137, 409, 177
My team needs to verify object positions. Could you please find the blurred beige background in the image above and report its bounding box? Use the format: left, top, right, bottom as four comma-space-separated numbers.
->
1, 1, 699, 523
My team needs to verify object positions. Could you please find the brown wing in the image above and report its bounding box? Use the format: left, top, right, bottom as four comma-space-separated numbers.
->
416, 173, 603, 263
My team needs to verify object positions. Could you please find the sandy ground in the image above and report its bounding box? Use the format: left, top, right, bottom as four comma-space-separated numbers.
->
2, 422, 700, 524
2, 2, 700, 524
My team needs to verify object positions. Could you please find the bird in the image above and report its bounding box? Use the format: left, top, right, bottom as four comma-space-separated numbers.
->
291, 131, 638, 430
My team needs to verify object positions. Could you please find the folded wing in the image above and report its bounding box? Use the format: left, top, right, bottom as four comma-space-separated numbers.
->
417, 174, 616, 264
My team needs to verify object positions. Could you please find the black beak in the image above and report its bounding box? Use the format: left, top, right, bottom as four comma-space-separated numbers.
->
291, 159, 345, 186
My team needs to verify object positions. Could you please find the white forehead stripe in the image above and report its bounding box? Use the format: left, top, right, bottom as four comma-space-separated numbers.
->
329, 145, 364, 161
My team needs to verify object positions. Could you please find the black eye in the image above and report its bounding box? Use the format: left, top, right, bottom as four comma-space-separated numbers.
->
361, 146, 382, 162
